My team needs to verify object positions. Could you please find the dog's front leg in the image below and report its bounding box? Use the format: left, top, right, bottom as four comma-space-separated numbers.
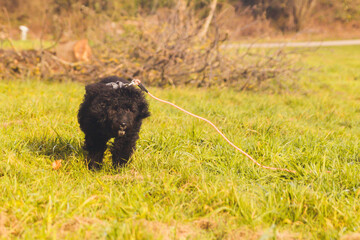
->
84, 135, 107, 170
111, 135, 137, 168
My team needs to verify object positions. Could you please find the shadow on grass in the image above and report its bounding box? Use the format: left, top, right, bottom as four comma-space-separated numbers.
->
23, 135, 127, 173
24, 134, 85, 160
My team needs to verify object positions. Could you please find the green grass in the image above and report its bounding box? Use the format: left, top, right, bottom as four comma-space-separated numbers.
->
0, 39, 53, 50
1, 46, 360, 239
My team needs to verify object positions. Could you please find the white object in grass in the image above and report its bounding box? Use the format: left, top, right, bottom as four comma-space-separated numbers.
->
19, 25, 29, 40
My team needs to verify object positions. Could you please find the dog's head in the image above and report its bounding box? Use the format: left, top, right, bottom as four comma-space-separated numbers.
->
107, 107, 136, 137
81, 79, 150, 138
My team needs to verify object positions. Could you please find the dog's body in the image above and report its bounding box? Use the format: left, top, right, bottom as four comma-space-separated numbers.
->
78, 76, 150, 170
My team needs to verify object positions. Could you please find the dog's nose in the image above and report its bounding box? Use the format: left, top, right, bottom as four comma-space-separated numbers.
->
120, 122, 126, 127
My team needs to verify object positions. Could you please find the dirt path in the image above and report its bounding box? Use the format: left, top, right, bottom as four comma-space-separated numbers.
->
225, 39, 360, 48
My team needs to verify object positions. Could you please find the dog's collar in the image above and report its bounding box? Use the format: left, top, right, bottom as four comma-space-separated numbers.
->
106, 81, 133, 89
105, 79, 148, 93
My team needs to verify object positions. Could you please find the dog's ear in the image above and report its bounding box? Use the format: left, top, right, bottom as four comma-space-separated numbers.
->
85, 82, 110, 97
137, 101, 150, 119
85, 83, 99, 96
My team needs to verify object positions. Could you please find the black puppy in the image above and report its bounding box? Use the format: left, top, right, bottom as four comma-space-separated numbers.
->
78, 76, 150, 170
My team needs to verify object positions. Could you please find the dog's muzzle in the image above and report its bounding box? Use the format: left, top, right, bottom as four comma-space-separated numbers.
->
117, 123, 127, 136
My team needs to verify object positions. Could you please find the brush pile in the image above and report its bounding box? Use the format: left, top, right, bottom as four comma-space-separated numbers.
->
0, 4, 300, 91
0, 49, 104, 82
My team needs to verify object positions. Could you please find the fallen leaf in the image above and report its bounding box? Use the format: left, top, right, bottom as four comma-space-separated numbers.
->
52, 160, 62, 170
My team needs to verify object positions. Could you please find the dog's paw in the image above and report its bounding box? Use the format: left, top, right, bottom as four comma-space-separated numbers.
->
88, 161, 102, 171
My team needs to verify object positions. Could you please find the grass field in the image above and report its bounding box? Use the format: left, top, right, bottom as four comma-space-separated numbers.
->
1, 39, 53, 50
1, 46, 360, 239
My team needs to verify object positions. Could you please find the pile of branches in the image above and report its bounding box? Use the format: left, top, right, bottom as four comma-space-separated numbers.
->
0, 49, 102, 82
93, 5, 228, 87
91, 2, 300, 90
0, 3, 300, 91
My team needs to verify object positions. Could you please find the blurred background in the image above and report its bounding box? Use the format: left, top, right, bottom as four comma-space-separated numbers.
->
1, 0, 360, 90
2, 0, 360, 40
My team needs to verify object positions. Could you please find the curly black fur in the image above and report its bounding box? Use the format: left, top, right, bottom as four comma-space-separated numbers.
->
78, 76, 150, 170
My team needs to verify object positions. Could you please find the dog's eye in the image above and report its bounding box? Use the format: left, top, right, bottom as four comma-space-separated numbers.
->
123, 104, 133, 111
108, 109, 117, 116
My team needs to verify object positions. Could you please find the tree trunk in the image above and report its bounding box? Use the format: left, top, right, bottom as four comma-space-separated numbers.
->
198, 0, 218, 39
292, 0, 316, 32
